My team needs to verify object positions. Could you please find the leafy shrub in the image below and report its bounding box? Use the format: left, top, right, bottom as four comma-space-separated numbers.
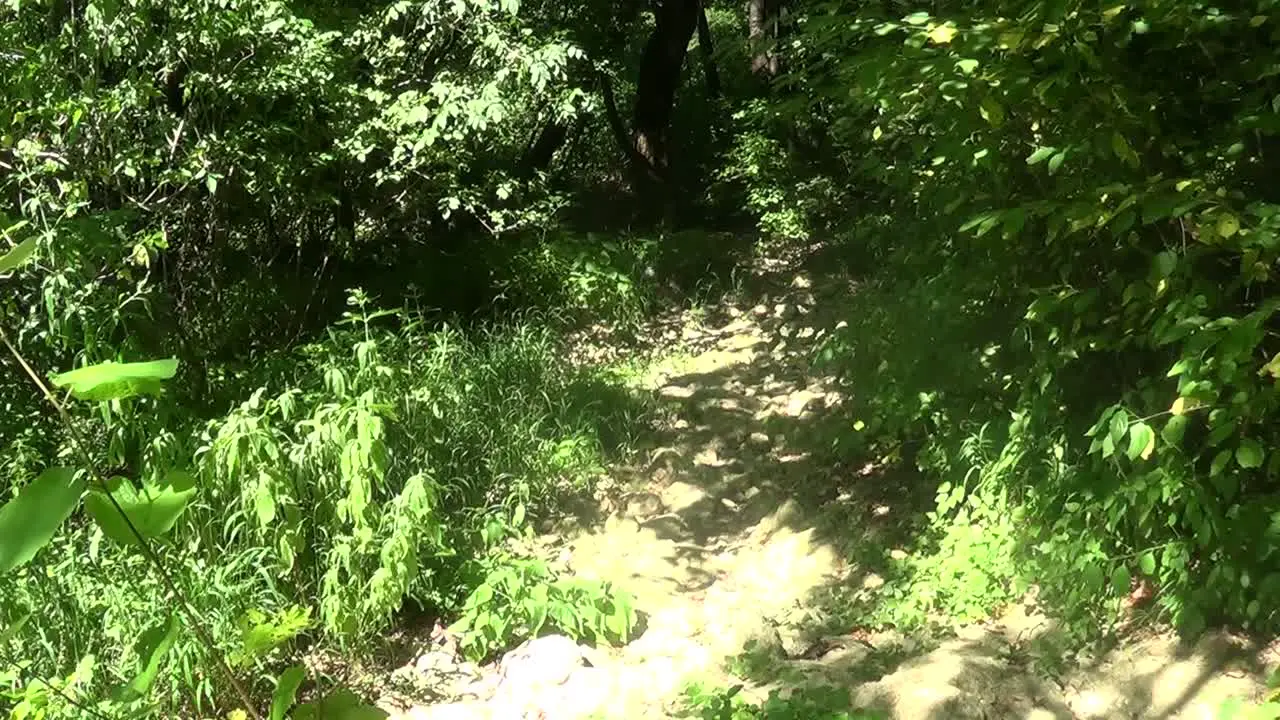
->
1, 287, 650, 716
192, 291, 645, 639
783, 0, 1280, 638
676, 683, 885, 720
450, 541, 637, 662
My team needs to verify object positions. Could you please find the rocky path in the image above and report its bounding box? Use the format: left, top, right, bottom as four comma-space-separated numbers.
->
389, 246, 1277, 720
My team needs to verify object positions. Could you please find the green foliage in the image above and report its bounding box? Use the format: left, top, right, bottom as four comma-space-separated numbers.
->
84, 471, 197, 546
51, 359, 180, 402
786, 0, 1280, 638
450, 544, 637, 662
0, 468, 85, 574
190, 292, 638, 640
874, 475, 1025, 629
676, 682, 885, 720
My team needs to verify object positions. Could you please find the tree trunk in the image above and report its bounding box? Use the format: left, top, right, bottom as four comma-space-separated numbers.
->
696, 1, 721, 97
519, 119, 569, 176
747, 0, 779, 78
631, 0, 700, 172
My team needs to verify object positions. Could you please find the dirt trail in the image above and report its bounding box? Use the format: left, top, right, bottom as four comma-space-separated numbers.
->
395, 246, 1277, 719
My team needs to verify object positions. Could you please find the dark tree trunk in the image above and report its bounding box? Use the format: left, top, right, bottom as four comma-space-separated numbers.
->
696, 1, 721, 98
519, 119, 569, 176
631, 0, 700, 172
599, 72, 661, 184
747, 0, 780, 78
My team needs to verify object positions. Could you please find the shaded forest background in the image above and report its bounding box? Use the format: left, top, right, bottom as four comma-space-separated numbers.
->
3, 0, 1280, 717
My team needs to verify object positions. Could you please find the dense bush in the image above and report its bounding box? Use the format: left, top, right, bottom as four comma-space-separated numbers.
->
778, 0, 1280, 636
0, 290, 648, 717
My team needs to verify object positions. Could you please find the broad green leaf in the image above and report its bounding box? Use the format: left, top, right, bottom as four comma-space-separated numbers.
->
1211, 449, 1233, 476
979, 97, 1004, 126
1108, 409, 1129, 446
51, 358, 179, 401
1216, 213, 1240, 239
85, 471, 197, 546
1162, 415, 1188, 446
1126, 422, 1155, 460
113, 615, 180, 701
1111, 131, 1139, 167
955, 58, 978, 74
0, 237, 38, 273
1111, 565, 1131, 595
0, 467, 85, 574
1139, 552, 1157, 575
1082, 563, 1105, 592
1237, 439, 1265, 469
1048, 151, 1066, 174
292, 689, 388, 720
270, 665, 307, 720
1027, 146, 1057, 165
1154, 251, 1176, 279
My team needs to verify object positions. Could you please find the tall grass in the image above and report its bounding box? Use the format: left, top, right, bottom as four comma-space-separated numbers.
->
0, 291, 652, 717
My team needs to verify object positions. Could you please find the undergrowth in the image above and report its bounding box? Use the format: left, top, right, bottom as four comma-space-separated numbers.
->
0, 289, 653, 717
676, 682, 885, 720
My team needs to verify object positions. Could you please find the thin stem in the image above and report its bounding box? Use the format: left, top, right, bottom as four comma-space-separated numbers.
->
0, 329, 262, 720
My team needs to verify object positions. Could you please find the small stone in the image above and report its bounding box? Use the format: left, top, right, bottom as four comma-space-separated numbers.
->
660, 384, 695, 399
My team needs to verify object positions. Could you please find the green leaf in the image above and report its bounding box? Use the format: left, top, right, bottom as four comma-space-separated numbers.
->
956, 58, 979, 74
1162, 415, 1188, 446
1126, 422, 1155, 460
0, 237, 38, 274
1111, 131, 1139, 167
85, 471, 197, 546
0, 467, 85, 574
114, 615, 180, 701
979, 96, 1004, 126
1111, 565, 1131, 595
270, 665, 307, 720
1027, 146, 1057, 165
51, 358, 180, 401
1139, 552, 1157, 575
1216, 213, 1240, 239
1236, 439, 1265, 469
291, 689, 388, 720
1083, 563, 1105, 592
1211, 448, 1232, 476
1154, 251, 1176, 279
1048, 151, 1067, 174
0, 612, 31, 646
1108, 409, 1129, 446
